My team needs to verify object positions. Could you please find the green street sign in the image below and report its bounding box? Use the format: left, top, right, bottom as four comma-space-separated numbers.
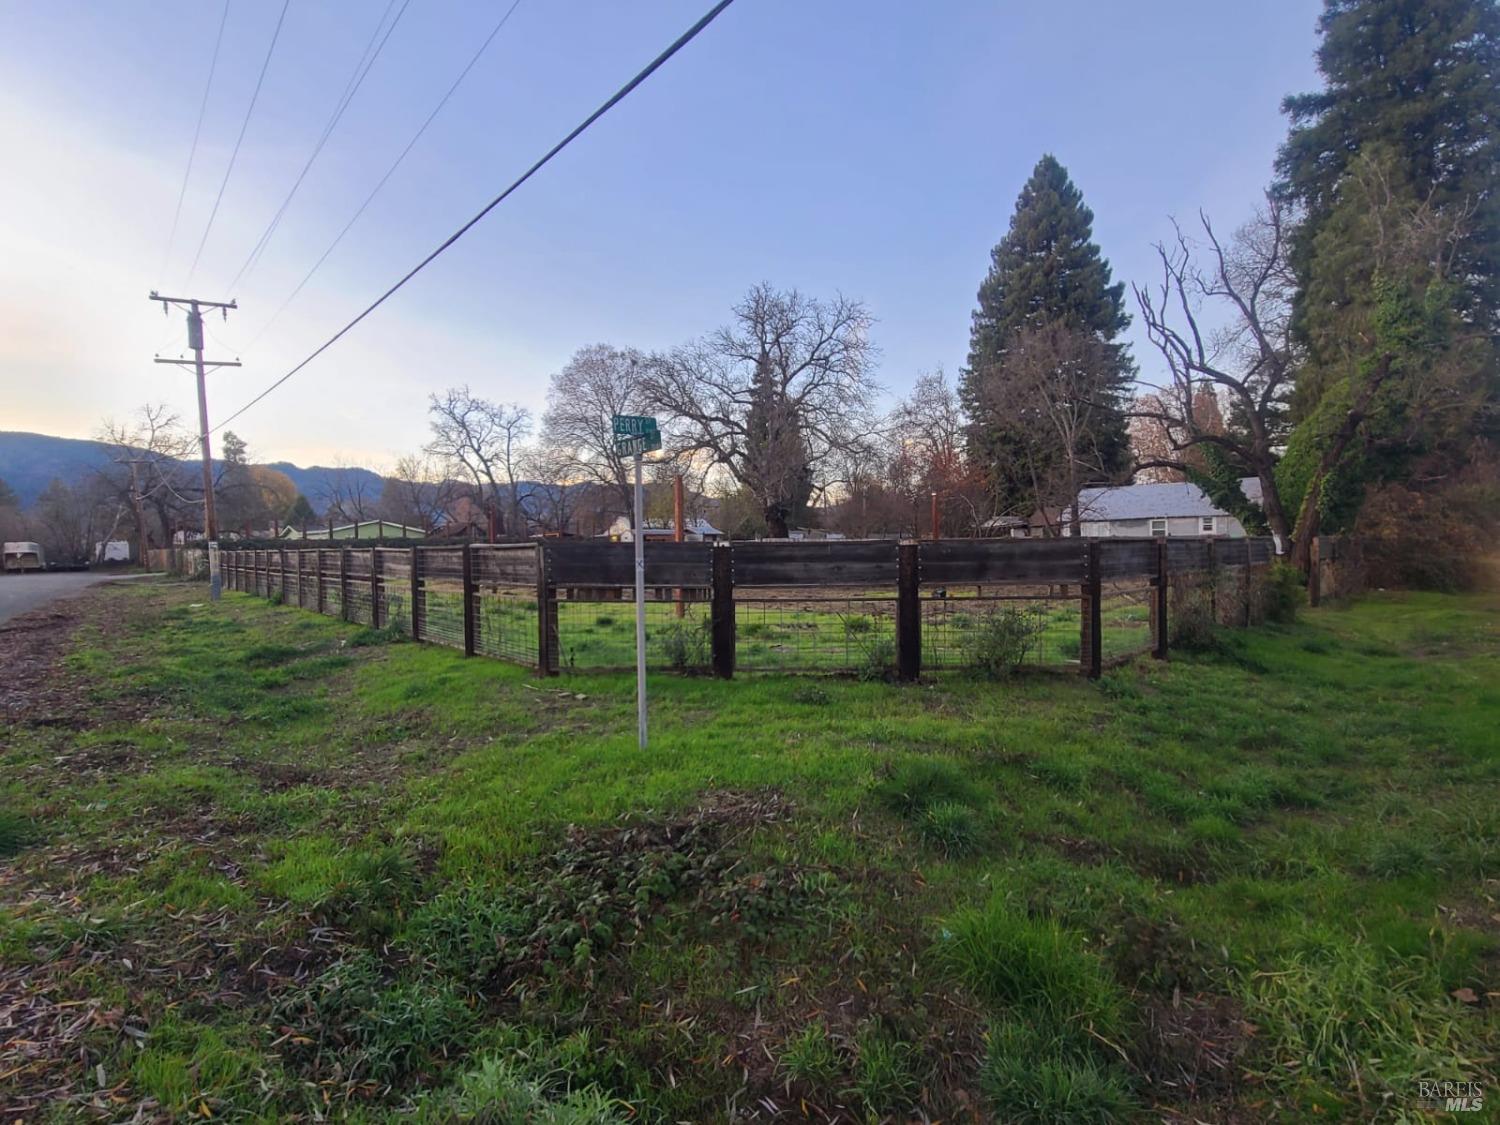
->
612, 414, 659, 437
615, 430, 662, 456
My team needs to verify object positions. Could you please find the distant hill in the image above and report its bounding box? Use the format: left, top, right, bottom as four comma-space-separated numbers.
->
0, 431, 384, 511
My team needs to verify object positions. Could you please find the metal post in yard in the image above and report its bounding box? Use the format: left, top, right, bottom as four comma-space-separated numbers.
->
410, 546, 421, 639
673, 473, 686, 618
370, 550, 381, 627
535, 543, 557, 675
1081, 541, 1102, 679
461, 543, 476, 657
633, 452, 648, 749
1152, 539, 1168, 659
896, 540, 921, 681
710, 543, 735, 679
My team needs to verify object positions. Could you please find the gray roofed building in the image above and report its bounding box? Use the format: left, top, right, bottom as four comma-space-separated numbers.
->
1065, 480, 1257, 539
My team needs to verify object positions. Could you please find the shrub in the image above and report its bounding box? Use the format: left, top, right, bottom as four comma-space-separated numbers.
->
0, 809, 33, 857
962, 607, 1045, 677
594, 614, 617, 629
654, 618, 709, 670
1264, 562, 1305, 623
1168, 582, 1219, 651
842, 614, 875, 636
856, 636, 897, 681
919, 800, 982, 857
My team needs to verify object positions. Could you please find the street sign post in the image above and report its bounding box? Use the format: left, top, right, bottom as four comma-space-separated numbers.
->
612, 415, 659, 750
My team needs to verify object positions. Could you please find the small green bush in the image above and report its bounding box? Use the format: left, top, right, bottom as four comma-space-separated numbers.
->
962, 607, 1045, 677
594, 614, 617, 629
348, 624, 407, 647
919, 800, 982, 857
0, 809, 33, 857
1264, 561, 1305, 623
654, 618, 709, 670
848, 1025, 919, 1111
856, 636, 897, 681
842, 614, 875, 636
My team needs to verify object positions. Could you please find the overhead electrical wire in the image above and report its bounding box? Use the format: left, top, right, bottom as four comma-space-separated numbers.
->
184, 0, 293, 287
210, 0, 736, 437
220, 0, 412, 299
159, 0, 231, 286
236, 0, 526, 355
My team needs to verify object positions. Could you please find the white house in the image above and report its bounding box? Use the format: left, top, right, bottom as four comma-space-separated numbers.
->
605, 517, 725, 543
1066, 481, 1257, 538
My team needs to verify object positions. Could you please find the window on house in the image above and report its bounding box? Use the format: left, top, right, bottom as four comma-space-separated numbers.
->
1150, 518, 1167, 537
1201, 516, 1216, 534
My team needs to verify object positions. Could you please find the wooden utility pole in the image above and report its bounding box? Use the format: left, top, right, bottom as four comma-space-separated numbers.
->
149, 291, 239, 599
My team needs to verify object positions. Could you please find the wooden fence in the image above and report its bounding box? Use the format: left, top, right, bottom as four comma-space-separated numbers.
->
181, 536, 1285, 680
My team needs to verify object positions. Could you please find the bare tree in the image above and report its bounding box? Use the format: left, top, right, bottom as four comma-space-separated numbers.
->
97, 405, 196, 558
889, 370, 988, 535
517, 443, 581, 535
537, 345, 653, 528
975, 322, 1124, 535
313, 458, 381, 526
426, 387, 532, 537
1132, 198, 1302, 549
645, 284, 879, 538
380, 453, 460, 533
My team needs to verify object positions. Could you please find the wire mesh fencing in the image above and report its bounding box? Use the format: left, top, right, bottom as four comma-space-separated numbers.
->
215, 535, 1285, 682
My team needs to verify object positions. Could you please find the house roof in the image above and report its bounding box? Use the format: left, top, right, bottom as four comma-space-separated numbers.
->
1076, 482, 1227, 521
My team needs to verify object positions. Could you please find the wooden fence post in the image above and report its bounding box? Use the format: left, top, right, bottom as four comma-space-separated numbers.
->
279, 547, 288, 603
370, 549, 382, 627
1081, 540, 1102, 679
896, 541, 921, 682
1242, 555, 1253, 627
711, 543, 735, 679
339, 548, 350, 622
317, 549, 326, 614
1152, 539, 1169, 659
410, 546, 421, 638
1307, 536, 1321, 607
461, 543, 476, 657
535, 543, 558, 675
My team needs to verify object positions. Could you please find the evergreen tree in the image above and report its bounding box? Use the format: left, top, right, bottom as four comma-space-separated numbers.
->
1277, 0, 1500, 362
960, 155, 1133, 515
284, 494, 317, 529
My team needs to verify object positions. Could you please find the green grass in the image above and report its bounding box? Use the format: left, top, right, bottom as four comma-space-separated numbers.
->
1, 578, 1496, 1120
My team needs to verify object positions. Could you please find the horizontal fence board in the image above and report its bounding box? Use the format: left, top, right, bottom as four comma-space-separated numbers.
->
546, 542, 712, 587
1166, 540, 1210, 572
474, 545, 538, 586
1219, 539, 1251, 567
1248, 538, 1273, 565
919, 539, 1084, 584
1100, 539, 1157, 580
733, 540, 897, 586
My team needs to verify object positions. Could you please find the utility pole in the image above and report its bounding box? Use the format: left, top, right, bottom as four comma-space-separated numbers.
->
149, 291, 240, 599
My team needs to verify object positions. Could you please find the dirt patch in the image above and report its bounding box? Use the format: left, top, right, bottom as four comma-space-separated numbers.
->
1134, 992, 1259, 1105
0, 606, 88, 725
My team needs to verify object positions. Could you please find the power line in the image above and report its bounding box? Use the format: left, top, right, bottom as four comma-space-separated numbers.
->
236, 0, 526, 355
220, 0, 412, 298
213, 0, 737, 436
185, 0, 292, 287
160, 0, 231, 286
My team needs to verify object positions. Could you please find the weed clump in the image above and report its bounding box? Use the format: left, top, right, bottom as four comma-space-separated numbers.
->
918, 800, 982, 857
962, 607, 1046, 677
856, 636, 897, 681
653, 618, 709, 670
872, 758, 980, 820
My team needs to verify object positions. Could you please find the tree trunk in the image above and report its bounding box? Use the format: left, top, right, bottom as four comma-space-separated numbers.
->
764, 503, 790, 539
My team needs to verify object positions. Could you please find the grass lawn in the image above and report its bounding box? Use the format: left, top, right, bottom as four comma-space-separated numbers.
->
1, 578, 1495, 1121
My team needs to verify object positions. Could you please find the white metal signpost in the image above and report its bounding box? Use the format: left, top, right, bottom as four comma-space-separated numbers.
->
613, 415, 661, 749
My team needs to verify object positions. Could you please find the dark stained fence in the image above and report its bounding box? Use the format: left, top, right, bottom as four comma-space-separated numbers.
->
214, 535, 1282, 679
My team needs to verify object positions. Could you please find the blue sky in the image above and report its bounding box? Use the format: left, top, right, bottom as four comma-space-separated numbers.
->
0, 0, 1321, 469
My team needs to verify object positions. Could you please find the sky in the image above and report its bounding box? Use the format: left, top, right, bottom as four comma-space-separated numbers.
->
0, 0, 1324, 471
